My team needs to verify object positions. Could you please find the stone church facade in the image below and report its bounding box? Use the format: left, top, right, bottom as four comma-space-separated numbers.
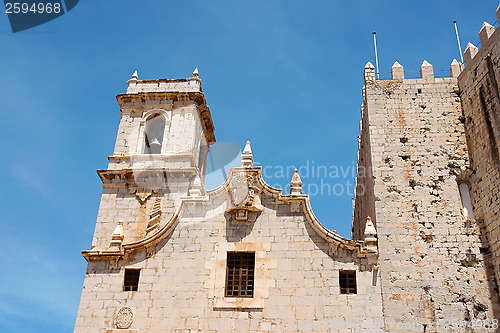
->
75, 4, 500, 332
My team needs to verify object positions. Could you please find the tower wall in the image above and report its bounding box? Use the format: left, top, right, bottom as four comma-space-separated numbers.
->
85, 73, 215, 251
75, 187, 383, 332
458, 10, 500, 291
354, 61, 499, 331
110, 102, 207, 168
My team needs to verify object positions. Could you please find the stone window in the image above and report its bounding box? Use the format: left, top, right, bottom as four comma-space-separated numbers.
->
225, 252, 255, 297
339, 270, 357, 294
123, 269, 140, 291
144, 114, 165, 154
458, 183, 474, 219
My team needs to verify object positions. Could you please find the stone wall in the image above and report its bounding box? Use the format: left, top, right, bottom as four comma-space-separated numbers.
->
75, 71, 383, 332
458, 5, 500, 293
75, 168, 383, 333
354, 60, 499, 331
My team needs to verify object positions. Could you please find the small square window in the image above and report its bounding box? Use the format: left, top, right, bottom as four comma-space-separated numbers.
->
225, 252, 255, 298
123, 269, 140, 291
339, 271, 357, 294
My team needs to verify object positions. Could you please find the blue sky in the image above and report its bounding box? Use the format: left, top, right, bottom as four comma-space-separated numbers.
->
0, 1, 498, 332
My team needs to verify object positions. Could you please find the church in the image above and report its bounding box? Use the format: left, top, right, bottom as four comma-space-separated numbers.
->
74, 4, 500, 332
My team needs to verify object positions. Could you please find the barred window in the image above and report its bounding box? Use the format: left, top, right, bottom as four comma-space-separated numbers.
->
123, 269, 140, 291
339, 271, 357, 294
225, 252, 255, 297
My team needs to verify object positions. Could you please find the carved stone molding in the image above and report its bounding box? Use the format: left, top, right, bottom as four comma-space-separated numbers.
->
135, 190, 152, 204
225, 169, 263, 223
82, 167, 378, 262
109, 257, 121, 270
115, 307, 133, 329
127, 187, 161, 205
145, 244, 156, 258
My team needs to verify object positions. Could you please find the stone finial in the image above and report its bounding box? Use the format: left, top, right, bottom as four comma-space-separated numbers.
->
420, 60, 434, 80
479, 22, 495, 46
189, 175, 203, 196
363, 216, 377, 251
192, 68, 199, 77
450, 59, 462, 78
110, 220, 124, 251
364, 62, 376, 83
127, 71, 139, 84
464, 42, 479, 66
391, 61, 404, 80
290, 169, 303, 195
241, 141, 253, 167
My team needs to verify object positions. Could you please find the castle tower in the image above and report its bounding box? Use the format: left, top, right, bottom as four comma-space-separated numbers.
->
353, 58, 499, 331
458, 9, 500, 294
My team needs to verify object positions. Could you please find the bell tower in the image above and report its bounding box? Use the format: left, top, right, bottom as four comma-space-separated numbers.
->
86, 69, 215, 251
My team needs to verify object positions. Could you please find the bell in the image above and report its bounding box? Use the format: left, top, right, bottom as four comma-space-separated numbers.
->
149, 138, 161, 147
146, 137, 162, 154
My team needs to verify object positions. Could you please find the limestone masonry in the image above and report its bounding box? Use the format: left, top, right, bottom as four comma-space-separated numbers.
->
75, 4, 500, 332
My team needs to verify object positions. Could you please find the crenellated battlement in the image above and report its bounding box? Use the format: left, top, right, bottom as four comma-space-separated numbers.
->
462, 4, 499, 68
363, 3, 500, 85
363, 59, 462, 85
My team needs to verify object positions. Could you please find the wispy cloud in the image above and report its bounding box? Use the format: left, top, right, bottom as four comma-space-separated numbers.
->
0, 227, 80, 332
9, 163, 55, 201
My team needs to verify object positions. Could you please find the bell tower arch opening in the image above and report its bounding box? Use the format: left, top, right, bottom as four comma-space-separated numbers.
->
143, 113, 166, 155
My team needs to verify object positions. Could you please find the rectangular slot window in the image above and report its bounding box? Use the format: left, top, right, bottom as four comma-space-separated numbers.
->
225, 252, 255, 298
123, 269, 140, 291
339, 270, 357, 294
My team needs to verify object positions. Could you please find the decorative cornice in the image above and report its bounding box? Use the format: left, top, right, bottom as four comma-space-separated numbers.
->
116, 91, 215, 145
96, 167, 198, 184
82, 249, 124, 261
